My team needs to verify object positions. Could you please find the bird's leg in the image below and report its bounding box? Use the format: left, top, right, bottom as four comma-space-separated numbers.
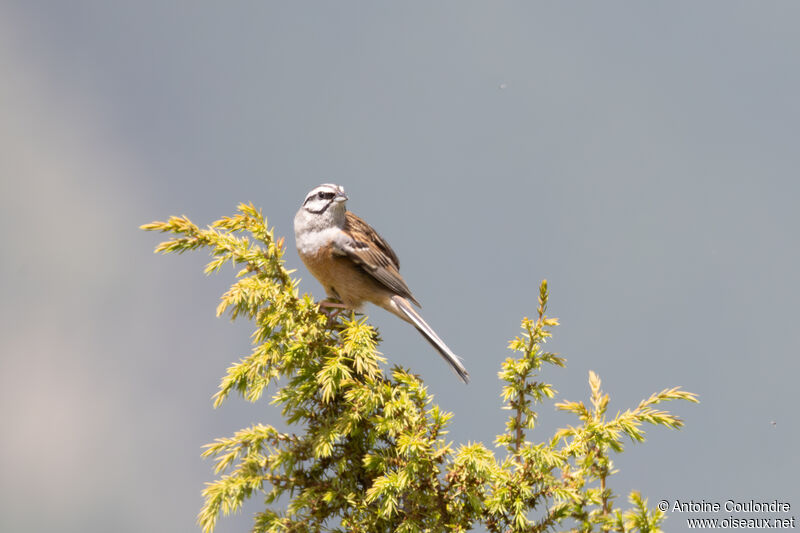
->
319, 299, 347, 310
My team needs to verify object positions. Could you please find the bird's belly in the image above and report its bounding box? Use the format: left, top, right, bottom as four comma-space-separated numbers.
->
300, 249, 385, 310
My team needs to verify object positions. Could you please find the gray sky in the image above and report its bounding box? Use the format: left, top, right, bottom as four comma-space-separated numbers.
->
1, 2, 798, 532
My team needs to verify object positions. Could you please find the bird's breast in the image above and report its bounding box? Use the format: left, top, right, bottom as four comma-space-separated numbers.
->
295, 227, 342, 256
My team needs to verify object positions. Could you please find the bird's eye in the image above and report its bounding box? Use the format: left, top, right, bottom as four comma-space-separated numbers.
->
319, 192, 335, 200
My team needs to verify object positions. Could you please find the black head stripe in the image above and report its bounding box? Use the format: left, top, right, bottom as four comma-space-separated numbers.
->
304, 184, 339, 203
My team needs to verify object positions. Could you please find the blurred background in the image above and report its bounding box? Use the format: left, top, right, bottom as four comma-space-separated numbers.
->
1, 2, 798, 531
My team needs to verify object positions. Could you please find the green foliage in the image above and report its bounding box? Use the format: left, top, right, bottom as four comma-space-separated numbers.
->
143, 204, 698, 532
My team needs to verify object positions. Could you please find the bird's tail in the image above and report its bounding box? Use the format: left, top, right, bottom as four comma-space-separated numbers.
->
391, 296, 470, 384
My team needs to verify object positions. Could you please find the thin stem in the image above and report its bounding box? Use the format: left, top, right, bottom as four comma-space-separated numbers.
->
601, 470, 609, 532
514, 392, 525, 453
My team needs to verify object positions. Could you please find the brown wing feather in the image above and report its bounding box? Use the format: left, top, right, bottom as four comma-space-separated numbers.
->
338, 212, 420, 306
344, 212, 401, 268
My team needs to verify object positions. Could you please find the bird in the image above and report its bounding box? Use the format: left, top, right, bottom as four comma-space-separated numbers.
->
294, 183, 470, 384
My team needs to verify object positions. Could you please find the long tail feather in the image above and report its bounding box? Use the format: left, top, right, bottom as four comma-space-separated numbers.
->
391, 296, 470, 384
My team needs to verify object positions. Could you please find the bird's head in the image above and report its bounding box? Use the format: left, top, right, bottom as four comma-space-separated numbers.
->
301, 183, 348, 215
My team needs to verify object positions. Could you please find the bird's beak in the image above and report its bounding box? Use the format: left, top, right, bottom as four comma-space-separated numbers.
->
334, 192, 348, 203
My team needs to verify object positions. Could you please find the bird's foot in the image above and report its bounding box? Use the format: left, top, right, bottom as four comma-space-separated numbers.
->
319, 299, 348, 326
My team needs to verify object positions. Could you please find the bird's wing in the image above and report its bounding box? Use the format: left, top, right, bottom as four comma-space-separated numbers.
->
334, 212, 420, 306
